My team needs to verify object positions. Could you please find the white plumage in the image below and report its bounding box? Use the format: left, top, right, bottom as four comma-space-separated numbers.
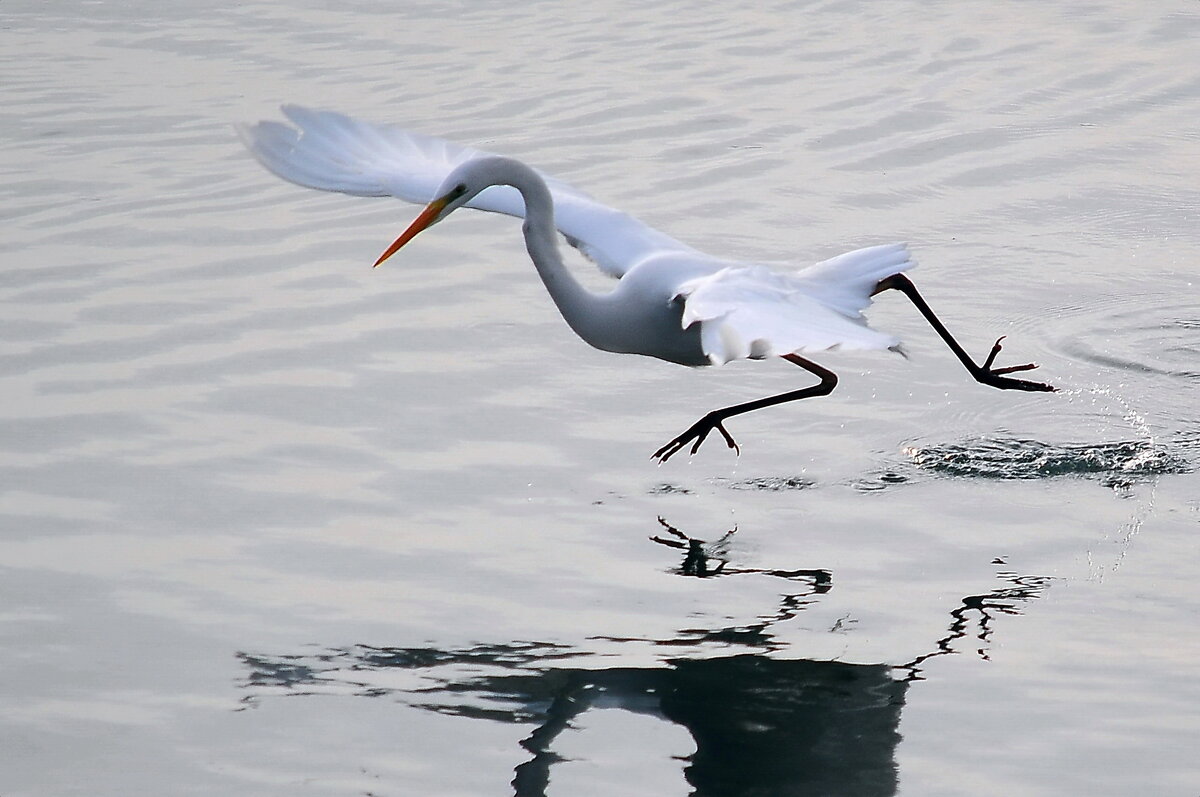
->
239, 106, 910, 366
239, 105, 701, 279
240, 106, 1050, 461
677, 247, 910, 365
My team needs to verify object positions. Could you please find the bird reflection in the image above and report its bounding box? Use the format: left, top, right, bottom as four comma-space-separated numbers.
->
237, 521, 1051, 796
898, 568, 1053, 679
510, 655, 905, 796
650, 516, 737, 576
651, 516, 834, 589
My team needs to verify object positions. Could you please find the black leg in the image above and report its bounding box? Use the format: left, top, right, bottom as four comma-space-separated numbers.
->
873, 273, 1055, 393
652, 354, 837, 463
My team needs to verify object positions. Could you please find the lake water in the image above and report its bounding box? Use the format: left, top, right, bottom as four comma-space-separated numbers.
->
3, 1, 1198, 794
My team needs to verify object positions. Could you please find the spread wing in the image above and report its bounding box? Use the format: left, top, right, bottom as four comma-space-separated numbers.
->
237, 105, 698, 277
677, 244, 915, 365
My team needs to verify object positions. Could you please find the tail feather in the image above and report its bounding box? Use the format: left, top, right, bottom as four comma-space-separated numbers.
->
790, 243, 915, 320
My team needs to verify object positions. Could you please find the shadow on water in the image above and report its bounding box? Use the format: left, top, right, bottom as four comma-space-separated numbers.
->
237, 520, 1053, 796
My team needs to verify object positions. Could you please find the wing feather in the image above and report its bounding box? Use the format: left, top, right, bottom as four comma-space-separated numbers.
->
239, 106, 697, 277
678, 244, 914, 365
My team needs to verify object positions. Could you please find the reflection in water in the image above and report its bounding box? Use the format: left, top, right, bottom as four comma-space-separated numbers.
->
650, 517, 833, 589
899, 568, 1053, 679
510, 656, 905, 796
238, 521, 1051, 795
239, 649, 906, 796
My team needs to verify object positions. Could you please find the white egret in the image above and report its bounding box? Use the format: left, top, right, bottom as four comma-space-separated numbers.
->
240, 106, 1053, 462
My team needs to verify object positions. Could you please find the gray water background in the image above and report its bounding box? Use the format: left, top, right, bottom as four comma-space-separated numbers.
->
2, 1, 1198, 794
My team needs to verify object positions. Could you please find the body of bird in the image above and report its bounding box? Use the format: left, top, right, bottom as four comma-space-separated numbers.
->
241, 106, 1053, 462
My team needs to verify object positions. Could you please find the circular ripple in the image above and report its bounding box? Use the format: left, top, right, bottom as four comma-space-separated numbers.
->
1050, 297, 1200, 379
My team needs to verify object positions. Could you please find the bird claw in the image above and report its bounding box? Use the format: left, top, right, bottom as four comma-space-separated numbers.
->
981, 335, 1007, 371
991, 362, 1039, 376
652, 415, 741, 463
975, 336, 1055, 392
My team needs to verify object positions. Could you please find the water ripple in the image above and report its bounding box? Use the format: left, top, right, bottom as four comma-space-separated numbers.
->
723, 475, 816, 492
904, 435, 1189, 484
1051, 298, 1200, 379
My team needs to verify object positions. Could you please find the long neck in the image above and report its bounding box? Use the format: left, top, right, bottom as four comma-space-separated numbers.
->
491, 158, 606, 343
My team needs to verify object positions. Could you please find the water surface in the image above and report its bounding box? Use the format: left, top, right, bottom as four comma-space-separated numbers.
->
2, 1, 1198, 794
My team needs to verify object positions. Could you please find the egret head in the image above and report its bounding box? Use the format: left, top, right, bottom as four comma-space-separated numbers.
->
373, 159, 492, 267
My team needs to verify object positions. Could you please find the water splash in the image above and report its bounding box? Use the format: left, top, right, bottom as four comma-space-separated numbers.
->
904, 435, 1187, 485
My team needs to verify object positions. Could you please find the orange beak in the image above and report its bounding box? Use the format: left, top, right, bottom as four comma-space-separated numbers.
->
373, 195, 450, 267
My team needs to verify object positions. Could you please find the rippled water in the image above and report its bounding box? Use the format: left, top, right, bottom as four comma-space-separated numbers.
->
3, 2, 1199, 795
905, 434, 1192, 484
